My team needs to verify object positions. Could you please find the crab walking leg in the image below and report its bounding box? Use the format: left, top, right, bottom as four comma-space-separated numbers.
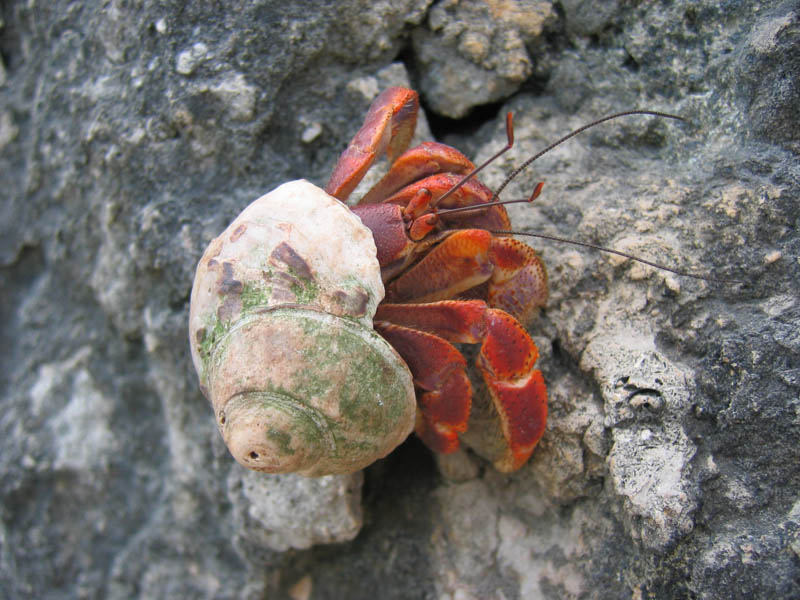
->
376, 300, 547, 471
326, 87, 419, 202
360, 141, 475, 205
373, 322, 472, 453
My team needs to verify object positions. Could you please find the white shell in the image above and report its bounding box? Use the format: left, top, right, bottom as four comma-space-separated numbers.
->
189, 180, 416, 476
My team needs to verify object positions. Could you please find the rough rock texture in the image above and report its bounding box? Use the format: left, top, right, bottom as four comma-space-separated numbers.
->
1, 1, 798, 599
411, 0, 556, 118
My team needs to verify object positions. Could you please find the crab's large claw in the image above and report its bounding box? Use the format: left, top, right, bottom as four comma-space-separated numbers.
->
375, 301, 547, 472
326, 87, 419, 202
488, 237, 549, 324
384, 230, 548, 324
475, 308, 547, 471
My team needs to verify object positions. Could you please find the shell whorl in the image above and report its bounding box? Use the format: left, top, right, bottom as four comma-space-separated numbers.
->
189, 180, 416, 476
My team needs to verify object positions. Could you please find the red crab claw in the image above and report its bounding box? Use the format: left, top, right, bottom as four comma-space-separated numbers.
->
375, 300, 547, 472
486, 237, 549, 323
326, 87, 419, 202
384, 229, 548, 324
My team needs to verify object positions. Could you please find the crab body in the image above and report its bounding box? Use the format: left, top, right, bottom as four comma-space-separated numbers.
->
326, 87, 549, 472
189, 87, 549, 475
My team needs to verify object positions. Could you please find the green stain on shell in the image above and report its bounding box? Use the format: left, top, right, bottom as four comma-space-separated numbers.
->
198, 280, 274, 376
202, 306, 413, 472
198, 317, 230, 375
241, 280, 273, 311
289, 276, 319, 305
286, 311, 410, 439
267, 427, 295, 455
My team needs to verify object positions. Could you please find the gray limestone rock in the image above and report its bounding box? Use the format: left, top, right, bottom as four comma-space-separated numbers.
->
1, 1, 798, 599
411, 0, 555, 118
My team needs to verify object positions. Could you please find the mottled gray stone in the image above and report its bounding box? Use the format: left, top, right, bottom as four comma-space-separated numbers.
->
411, 0, 555, 118
1, 0, 798, 599
229, 470, 363, 552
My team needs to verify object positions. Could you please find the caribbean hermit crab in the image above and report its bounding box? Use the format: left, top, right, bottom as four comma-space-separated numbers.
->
189, 87, 549, 475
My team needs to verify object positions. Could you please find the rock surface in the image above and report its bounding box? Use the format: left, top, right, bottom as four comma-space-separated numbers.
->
1, 1, 798, 599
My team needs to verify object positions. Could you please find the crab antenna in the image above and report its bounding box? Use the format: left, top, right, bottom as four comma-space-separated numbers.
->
435, 111, 515, 207
437, 182, 545, 216
492, 110, 685, 201
493, 229, 741, 284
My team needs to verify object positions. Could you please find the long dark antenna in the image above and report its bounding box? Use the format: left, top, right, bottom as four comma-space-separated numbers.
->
435, 112, 515, 207
433, 182, 737, 283
436, 182, 544, 216
433, 109, 729, 283
493, 229, 741, 284
492, 110, 685, 201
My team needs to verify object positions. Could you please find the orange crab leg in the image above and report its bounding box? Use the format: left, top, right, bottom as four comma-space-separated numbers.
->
373, 321, 472, 453
360, 141, 475, 204
326, 87, 419, 202
376, 300, 547, 471
376, 299, 488, 343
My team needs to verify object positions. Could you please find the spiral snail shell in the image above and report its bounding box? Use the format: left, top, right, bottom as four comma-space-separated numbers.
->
189, 180, 416, 476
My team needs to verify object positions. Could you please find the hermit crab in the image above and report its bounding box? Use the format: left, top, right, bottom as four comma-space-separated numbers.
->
189, 87, 552, 475
189, 87, 691, 476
